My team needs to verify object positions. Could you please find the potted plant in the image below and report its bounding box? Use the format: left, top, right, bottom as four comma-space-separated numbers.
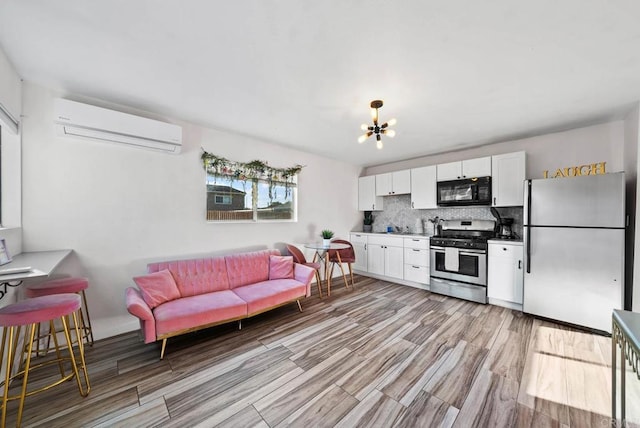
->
363, 212, 374, 232
321, 230, 334, 247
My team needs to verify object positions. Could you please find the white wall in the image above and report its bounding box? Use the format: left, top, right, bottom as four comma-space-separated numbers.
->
365, 121, 626, 179
0, 45, 21, 124
0, 45, 22, 293
20, 82, 362, 339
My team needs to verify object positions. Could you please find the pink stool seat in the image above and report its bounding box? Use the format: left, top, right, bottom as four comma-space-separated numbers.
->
26, 277, 89, 298
0, 294, 81, 326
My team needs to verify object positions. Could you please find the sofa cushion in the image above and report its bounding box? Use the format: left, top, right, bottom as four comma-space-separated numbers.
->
153, 290, 247, 337
269, 255, 294, 280
232, 279, 306, 315
147, 257, 230, 297
133, 269, 181, 309
225, 249, 279, 289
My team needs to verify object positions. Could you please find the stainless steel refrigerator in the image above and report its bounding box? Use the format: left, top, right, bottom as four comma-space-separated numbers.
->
523, 172, 625, 333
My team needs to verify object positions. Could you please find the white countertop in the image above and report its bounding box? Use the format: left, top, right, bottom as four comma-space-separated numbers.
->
351, 231, 433, 238
487, 239, 523, 245
0, 249, 73, 282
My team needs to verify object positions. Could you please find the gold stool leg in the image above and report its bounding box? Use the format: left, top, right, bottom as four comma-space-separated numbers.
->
49, 319, 66, 378
60, 312, 90, 396
80, 290, 94, 346
16, 324, 37, 427
1, 326, 13, 428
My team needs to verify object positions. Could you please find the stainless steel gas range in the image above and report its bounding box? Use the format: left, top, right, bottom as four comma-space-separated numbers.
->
429, 219, 495, 304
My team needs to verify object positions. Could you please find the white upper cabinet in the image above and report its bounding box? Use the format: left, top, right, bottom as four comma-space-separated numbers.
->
410, 165, 437, 209
375, 170, 411, 196
436, 161, 462, 181
463, 156, 492, 178
492, 151, 526, 207
358, 176, 384, 211
436, 156, 492, 181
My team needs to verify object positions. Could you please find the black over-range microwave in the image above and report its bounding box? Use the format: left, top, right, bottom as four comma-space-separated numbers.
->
436, 176, 492, 206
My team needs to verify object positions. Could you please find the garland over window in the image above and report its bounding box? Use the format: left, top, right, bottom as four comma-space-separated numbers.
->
201, 151, 303, 187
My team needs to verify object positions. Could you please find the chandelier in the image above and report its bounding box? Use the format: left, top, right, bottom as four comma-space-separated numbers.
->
357, 100, 396, 149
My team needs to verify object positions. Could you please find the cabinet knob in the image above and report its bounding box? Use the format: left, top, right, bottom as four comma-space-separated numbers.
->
518, 260, 522, 269
413, 249, 420, 252
411, 201, 414, 208
493, 197, 496, 205
503, 247, 507, 251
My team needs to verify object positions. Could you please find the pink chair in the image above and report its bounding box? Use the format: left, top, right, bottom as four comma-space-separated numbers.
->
327, 239, 356, 295
286, 244, 324, 298
26, 277, 94, 346
0, 294, 90, 426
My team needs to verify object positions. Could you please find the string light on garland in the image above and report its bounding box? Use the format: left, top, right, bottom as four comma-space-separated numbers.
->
357, 100, 396, 149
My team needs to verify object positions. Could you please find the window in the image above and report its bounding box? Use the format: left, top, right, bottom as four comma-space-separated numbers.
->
214, 195, 232, 205
206, 175, 296, 222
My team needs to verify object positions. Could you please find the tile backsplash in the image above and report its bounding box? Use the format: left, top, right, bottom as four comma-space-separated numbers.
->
367, 195, 523, 238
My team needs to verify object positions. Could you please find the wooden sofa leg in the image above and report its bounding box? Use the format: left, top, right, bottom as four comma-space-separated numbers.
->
238, 320, 242, 330
297, 300, 303, 312
160, 338, 168, 360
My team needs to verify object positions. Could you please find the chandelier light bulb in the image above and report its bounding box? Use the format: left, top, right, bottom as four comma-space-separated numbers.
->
358, 100, 394, 150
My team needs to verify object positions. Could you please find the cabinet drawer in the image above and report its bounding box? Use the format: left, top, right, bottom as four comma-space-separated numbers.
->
404, 265, 430, 284
488, 242, 522, 260
368, 235, 403, 247
403, 237, 429, 250
350, 233, 368, 244
404, 248, 429, 266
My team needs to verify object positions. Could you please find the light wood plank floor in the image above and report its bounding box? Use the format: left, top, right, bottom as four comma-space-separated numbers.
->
4, 276, 636, 427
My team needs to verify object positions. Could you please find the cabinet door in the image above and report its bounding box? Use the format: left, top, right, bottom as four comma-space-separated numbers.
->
385, 246, 404, 279
488, 243, 523, 304
358, 176, 384, 211
410, 166, 437, 209
492, 151, 526, 207
352, 242, 368, 272
462, 156, 492, 178
375, 173, 393, 196
437, 161, 462, 181
404, 265, 430, 284
392, 170, 411, 194
367, 244, 385, 275
404, 248, 429, 266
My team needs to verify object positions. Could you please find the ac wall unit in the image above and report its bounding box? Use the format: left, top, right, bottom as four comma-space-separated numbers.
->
53, 98, 182, 154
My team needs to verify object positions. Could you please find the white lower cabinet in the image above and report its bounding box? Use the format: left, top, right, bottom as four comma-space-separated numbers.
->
488, 241, 524, 307
350, 233, 368, 272
367, 235, 404, 279
403, 237, 430, 285
349, 233, 430, 287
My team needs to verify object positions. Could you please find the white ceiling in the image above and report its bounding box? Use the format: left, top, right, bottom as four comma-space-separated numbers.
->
1, 1, 640, 166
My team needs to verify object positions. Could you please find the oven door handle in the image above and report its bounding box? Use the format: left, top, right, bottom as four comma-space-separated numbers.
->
430, 246, 486, 255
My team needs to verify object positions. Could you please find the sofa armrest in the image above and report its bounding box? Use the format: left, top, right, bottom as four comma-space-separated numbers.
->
294, 263, 315, 297
125, 287, 157, 343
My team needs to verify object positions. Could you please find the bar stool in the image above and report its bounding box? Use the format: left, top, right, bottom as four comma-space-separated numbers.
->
0, 294, 91, 427
25, 277, 94, 346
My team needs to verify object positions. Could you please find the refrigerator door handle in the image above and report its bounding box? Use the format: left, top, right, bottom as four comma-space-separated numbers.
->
525, 180, 532, 273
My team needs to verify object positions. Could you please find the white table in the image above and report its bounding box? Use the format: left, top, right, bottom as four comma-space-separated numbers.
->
303, 242, 350, 296
0, 250, 72, 300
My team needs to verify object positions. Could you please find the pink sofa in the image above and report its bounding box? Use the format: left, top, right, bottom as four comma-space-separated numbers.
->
125, 249, 314, 358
